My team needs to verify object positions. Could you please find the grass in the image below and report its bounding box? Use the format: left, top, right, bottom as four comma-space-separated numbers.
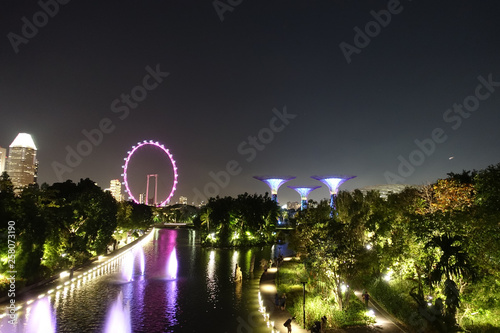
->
368, 277, 417, 324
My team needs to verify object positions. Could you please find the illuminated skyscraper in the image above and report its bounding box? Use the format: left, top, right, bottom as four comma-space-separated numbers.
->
288, 186, 321, 210
6, 133, 38, 190
311, 175, 356, 210
0, 146, 6, 174
109, 179, 123, 201
253, 176, 295, 203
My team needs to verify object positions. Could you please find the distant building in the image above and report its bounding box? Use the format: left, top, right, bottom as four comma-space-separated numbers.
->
0, 146, 6, 174
358, 184, 408, 199
109, 179, 122, 201
179, 196, 187, 205
6, 133, 38, 190
139, 193, 146, 204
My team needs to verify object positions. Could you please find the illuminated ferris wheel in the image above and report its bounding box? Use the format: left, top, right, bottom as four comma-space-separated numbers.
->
122, 140, 178, 206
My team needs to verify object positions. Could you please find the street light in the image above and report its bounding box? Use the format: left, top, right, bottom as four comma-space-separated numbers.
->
301, 281, 306, 329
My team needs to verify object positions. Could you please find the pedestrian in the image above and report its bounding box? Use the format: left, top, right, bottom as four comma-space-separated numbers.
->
283, 317, 293, 333
275, 293, 280, 308
362, 291, 370, 307
321, 315, 327, 333
280, 293, 287, 310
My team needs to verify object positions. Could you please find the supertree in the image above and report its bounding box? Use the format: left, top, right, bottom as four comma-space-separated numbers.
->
311, 175, 356, 210
253, 176, 296, 203
288, 186, 321, 210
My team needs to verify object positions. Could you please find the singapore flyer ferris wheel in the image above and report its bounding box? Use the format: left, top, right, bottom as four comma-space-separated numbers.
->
122, 140, 178, 206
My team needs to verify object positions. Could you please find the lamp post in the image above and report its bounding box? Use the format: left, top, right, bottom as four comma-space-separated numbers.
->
277, 246, 281, 287
301, 281, 306, 329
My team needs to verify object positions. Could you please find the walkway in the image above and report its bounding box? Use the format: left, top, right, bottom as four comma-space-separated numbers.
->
350, 291, 408, 333
258, 258, 409, 333
259, 266, 308, 333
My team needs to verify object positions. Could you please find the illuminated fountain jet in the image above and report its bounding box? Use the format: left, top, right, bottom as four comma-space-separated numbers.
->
104, 292, 131, 333
121, 251, 134, 282
288, 186, 322, 210
311, 175, 356, 210
253, 176, 296, 203
166, 248, 178, 280
135, 246, 145, 276
26, 297, 55, 333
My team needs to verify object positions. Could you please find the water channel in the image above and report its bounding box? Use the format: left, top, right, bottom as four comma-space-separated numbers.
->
3, 228, 291, 332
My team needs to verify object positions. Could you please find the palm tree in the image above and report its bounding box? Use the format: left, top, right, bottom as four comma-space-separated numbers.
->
426, 234, 476, 328
200, 207, 212, 232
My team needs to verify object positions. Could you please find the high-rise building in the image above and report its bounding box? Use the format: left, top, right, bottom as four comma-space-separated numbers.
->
139, 193, 146, 204
6, 133, 38, 190
109, 179, 123, 201
179, 196, 187, 205
286, 201, 301, 210
0, 146, 6, 174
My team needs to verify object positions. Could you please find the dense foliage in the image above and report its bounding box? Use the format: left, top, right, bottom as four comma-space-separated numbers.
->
277, 260, 373, 330
196, 192, 280, 247
290, 163, 500, 332
0, 175, 155, 292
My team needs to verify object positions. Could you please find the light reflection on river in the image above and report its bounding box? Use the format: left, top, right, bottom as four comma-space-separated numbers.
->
2, 228, 291, 332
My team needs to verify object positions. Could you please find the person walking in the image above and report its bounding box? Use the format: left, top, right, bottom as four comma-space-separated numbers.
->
280, 293, 287, 310
362, 291, 370, 307
283, 317, 294, 333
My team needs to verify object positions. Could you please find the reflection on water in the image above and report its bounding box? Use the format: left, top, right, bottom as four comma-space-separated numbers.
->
165, 280, 178, 329
1, 229, 289, 332
206, 250, 218, 306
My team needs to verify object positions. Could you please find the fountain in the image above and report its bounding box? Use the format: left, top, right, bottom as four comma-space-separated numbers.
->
166, 248, 178, 280
135, 246, 145, 276
104, 292, 131, 333
26, 297, 55, 333
121, 251, 134, 282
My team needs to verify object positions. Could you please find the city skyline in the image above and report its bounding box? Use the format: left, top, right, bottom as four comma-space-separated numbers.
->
1, 1, 499, 204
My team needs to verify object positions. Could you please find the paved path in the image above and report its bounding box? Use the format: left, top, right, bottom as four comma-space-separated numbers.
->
258, 258, 409, 333
259, 266, 308, 333
331, 291, 408, 333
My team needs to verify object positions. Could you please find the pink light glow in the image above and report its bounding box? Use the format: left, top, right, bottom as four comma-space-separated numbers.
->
167, 248, 178, 280
104, 292, 131, 333
122, 140, 178, 206
26, 297, 55, 333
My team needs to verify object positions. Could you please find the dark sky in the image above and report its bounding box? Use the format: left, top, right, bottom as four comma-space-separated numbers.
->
1, 0, 499, 205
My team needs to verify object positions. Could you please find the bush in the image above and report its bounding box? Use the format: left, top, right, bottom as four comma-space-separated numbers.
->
368, 277, 422, 329
278, 261, 373, 329
459, 276, 500, 332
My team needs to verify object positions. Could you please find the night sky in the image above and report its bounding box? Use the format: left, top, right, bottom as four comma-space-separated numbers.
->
1, 0, 499, 204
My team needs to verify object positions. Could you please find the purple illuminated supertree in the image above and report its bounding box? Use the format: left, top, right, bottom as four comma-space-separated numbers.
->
311, 175, 356, 210
288, 186, 321, 210
253, 176, 296, 203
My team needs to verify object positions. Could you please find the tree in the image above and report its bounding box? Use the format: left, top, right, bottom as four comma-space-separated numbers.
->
200, 193, 279, 246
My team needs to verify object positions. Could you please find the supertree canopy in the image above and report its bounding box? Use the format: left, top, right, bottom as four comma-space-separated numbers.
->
253, 176, 296, 203
311, 175, 356, 209
288, 186, 321, 210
